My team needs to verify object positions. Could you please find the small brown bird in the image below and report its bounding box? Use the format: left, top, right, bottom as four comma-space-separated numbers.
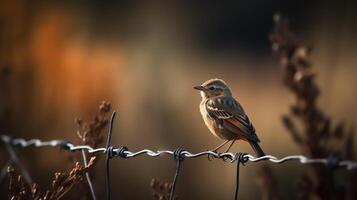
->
194, 78, 265, 157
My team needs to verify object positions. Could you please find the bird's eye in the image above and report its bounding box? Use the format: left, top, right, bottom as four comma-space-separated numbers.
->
209, 86, 215, 91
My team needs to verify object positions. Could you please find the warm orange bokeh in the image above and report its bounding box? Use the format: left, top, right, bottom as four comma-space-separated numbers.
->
1, 1, 356, 199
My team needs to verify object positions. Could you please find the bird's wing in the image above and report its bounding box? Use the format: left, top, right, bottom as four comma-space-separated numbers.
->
206, 97, 260, 142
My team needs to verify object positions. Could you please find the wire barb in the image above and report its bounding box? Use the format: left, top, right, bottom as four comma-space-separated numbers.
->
169, 148, 185, 200
105, 111, 117, 200
234, 153, 248, 200
116, 146, 128, 158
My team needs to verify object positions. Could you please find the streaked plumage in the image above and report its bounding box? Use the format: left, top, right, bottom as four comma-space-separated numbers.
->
194, 78, 265, 157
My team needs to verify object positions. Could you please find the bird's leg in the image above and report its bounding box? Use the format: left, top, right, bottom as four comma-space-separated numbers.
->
211, 140, 230, 152
224, 139, 236, 153
220, 140, 236, 162
208, 140, 230, 161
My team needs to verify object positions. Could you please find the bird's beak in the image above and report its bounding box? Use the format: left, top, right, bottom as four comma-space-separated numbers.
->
193, 85, 205, 91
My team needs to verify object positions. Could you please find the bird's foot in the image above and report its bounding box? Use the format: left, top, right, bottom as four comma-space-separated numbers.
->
207, 150, 220, 161
221, 155, 230, 162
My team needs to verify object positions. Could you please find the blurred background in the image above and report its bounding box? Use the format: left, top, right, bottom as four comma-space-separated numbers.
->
1, 0, 356, 199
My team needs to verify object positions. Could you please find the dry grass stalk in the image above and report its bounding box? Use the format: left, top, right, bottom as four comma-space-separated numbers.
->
72, 101, 112, 199
8, 157, 96, 200
75, 101, 111, 148
7, 102, 112, 199
262, 14, 356, 199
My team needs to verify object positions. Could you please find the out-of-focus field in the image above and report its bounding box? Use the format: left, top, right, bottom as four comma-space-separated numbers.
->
1, 1, 356, 199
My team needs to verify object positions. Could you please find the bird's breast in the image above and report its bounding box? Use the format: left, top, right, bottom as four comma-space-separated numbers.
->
199, 101, 222, 139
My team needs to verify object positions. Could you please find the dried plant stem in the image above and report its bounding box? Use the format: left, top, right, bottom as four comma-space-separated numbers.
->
7, 157, 96, 200
4, 142, 32, 185
268, 14, 356, 199
72, 101, 111, 199
0, 159, 13, 185
81, 150, 97, 200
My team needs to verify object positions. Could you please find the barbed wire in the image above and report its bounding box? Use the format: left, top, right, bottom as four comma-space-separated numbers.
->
1, 109, 357, 200
1, 134, 356, 170
1, 135, 356, 200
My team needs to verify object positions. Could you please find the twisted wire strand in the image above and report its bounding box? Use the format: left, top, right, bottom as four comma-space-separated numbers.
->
1, 135, 357, 170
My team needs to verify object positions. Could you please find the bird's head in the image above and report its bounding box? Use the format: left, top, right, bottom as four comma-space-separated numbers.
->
194, 78, 232, 99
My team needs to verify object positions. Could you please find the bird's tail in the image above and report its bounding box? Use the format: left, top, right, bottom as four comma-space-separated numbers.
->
249, 141, 265, 157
